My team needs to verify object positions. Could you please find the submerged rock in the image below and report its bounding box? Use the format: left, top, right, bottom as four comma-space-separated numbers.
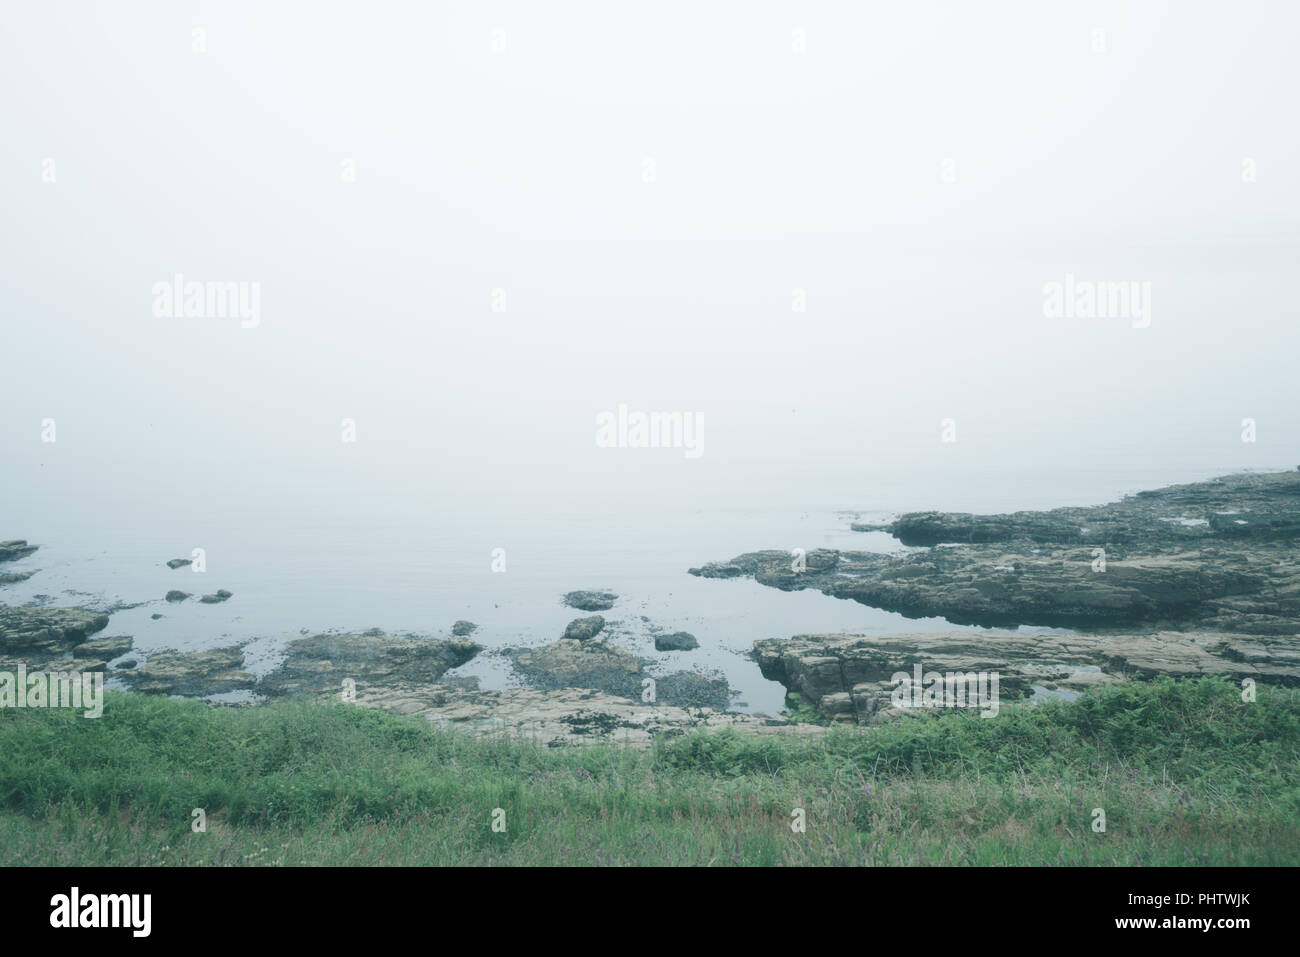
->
688, 563, 743, 579
563, 615, 606, 641
654, 631, 699, 651
198, 589, 233, 604
563, 590, 618, 612
166, 558, 192, 569
0, 541, 38, 563
451, 620, 477, 636
164, 590, 191, 603
0, 571, 35, 585
259, 632, 481, 698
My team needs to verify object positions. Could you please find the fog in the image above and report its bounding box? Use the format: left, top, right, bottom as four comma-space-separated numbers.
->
3, 0, 1298, 532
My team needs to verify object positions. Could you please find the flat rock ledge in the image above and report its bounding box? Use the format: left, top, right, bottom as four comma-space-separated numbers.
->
508, 639, 733, 710
121, 646, 256, 696
0, 605, 110, 664
755, 631, 1300, 724
342, 684, 822, 748
259, 632, 481, 697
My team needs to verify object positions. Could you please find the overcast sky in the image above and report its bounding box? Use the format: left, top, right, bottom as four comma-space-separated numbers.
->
2, 1, 1297, 522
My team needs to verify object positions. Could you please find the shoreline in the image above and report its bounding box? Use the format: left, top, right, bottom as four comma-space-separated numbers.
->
4, 468, 1300, 744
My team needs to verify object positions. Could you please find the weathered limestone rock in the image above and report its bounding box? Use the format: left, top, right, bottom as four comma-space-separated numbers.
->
0, 605, 109, 656
343, 684, 823, 748
694, 471, 1300, 634
71, 635, 134, 660
753, 630, 1300, 723
259, 632, 481, 697
510, 640, 642, 697
120, 646, 256, 696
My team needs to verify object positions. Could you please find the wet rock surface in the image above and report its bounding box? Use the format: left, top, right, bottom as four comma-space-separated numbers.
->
693, 471, 1300, 634
0, 541, 38, 563
164, 590, 191, 603
563, 615, 606, 641
165, 558, 192, 570
451, 620, 477, 636
654, 631, 699, 651
199, 589, 233, 604
563, 590, 618, 611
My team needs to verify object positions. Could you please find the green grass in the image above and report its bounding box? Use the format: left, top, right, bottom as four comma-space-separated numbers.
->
1, 676, 1297, 865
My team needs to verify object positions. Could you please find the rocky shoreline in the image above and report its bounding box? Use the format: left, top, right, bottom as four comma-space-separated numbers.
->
0, 539, 801, 744
4, 470, 1298, 742
691, 470, 1300, 634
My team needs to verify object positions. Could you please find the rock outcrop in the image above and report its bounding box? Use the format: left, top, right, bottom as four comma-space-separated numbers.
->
563, 615, 606, 641
259, 632, 481, 697
71, 635, 135, 661
121, 646, 256, 696
508, 639, 733, 710
654, 631, 699, 651
510, 640, 642, 697
0, 605, 110, 659
692, 471, 1300, 634
754, 630, 1300, 723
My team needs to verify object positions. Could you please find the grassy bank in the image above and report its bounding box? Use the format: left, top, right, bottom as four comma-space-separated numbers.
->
1, 677, 1297, 865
